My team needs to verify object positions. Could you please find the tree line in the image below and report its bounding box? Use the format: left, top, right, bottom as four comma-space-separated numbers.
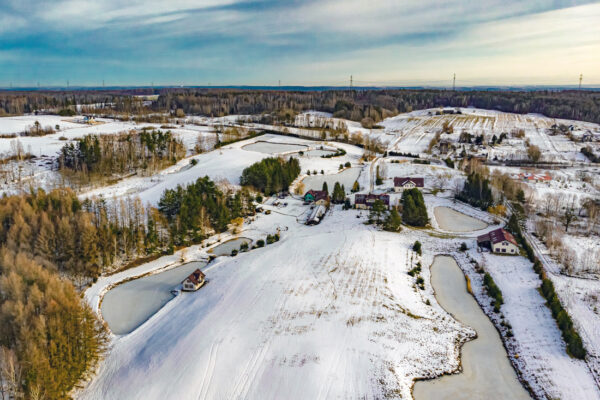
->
59, 129, 186, 182
0, 174, 257, 398
2, 89, 600, 126
240, 157, 301, 195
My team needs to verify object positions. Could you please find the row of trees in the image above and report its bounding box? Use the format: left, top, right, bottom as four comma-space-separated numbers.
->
59, 130, 186, 180
3, 89, 600, 126
240, 157, 301, 195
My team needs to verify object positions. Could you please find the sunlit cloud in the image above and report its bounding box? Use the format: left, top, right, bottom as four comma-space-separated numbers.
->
0, 0, 598, 86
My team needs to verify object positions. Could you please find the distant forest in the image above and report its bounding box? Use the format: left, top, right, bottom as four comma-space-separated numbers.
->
1, 89, 600, 125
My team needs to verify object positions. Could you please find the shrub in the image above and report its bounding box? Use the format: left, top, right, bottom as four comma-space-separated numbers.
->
256, 239, 265, 247
460, 242, 468, 252
412, 241, 422, 255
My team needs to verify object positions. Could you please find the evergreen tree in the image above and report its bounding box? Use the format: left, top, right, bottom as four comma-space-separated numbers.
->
331, 182, 345, 203
401, 189, 428, 226
384, 209, 402, 232
322, 181, 329, 194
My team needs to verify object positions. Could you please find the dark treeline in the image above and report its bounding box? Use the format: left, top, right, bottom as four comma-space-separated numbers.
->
158, 176, 255, 246
155, 89, 600, 125
240, 157, 301, 195
456, 172, 494, 210
2, 89, 600, 125
0, 89, 155, 116
59, 129, 186, 179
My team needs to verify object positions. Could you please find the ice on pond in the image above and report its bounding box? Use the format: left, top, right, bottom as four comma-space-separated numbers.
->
413, 256, 530, 400
101, 261, 206, 335
242, 141, 307, 154
210, 238, 253, 256
434, 206, 488, 232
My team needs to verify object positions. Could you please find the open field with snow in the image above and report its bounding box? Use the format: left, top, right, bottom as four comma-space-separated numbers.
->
81, 204, 475, 400
2, 108, 599, 399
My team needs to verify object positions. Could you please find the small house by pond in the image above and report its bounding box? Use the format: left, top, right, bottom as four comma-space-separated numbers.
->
182, 269, 206, 291
477, 228, 519, 255
393, 177, 424, 192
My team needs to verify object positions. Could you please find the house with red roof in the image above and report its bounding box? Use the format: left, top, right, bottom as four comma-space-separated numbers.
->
393, 177, 424, 192
182, 269, 206, 291
477, 228, 519, 255
354, 193, 390, 209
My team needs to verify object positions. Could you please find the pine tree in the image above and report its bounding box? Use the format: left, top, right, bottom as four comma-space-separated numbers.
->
384, 209, 402, 232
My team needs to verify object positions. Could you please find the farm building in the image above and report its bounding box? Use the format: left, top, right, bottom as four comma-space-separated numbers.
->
393, 177, 424, 192
477, 228, 519, 255
304, 190, 329, 204
518, 172, 551, 183
355, 193, 390, 209
182, 269, 206, 291
307, 204, 327, 225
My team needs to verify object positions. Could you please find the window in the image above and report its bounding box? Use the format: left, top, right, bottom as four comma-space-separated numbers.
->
502, 248, 506, 253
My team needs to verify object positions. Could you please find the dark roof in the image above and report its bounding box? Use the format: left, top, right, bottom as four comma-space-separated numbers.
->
305, 190, 329, 201
355, 193, 390, 205
394, 177, 424, 187
184, 269, 205, 285
477, 228, 518, 246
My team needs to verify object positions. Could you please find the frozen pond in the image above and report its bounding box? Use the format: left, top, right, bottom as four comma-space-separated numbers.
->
303, 149, 336, 157
302, 167, 362, 194
210, 237, 252, 256
242, 141, 307, 154
413, 256, 530, 400
101, 261, 206, 335
434, 206, 488, 232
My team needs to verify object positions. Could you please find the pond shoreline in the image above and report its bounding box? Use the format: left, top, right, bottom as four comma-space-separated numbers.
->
452, 253, 538, 399
412, 255, 532, 400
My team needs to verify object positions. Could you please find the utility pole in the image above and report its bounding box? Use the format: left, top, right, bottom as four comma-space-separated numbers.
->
102, 79, 105, 88
350, 75, 353, 89
452, 73, 456, 91
278, 80, 281, 87
579, 73, 583, 90
67, 80, 69, 88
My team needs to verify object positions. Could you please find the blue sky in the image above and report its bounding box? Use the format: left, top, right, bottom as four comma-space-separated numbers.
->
1, 0, 599, 86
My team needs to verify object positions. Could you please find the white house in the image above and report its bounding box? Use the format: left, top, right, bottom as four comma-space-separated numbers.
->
477, 228, 519, 255
393, 177, 424, 193
182, 269, 206, 291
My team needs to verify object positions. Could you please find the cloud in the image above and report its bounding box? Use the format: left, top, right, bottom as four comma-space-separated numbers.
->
0, 0, 598, 85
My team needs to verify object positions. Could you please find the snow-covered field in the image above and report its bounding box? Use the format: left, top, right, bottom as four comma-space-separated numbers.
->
81, 204, 474, 400
2, 108, 599, 399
